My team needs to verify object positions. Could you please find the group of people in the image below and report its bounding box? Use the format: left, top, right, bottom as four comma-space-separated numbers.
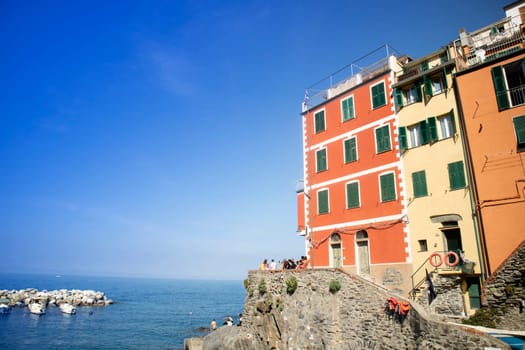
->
259, 256, 310, 272
210, 313, 242, 331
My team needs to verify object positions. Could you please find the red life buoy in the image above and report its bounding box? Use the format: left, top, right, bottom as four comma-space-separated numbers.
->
444, 251, 460, 267
429, 253, 443, 267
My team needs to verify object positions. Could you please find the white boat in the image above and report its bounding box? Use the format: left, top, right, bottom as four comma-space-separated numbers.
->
59, 303, 76, 315
0, 304, 10, 314
28, 302, 46, 315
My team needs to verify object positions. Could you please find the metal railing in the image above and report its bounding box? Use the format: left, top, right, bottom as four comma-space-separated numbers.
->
303, 44, 401, 111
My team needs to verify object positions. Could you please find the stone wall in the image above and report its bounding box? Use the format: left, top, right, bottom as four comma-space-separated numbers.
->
483, 240, 525, 330
187, 269, 510, 350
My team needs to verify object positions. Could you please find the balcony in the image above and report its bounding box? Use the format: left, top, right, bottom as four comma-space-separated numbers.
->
456, 16, 525, 71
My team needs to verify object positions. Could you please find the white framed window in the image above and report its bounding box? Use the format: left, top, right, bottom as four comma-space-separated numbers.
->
341, 95, 355, 122
405, 86, 418, 104
438, 114, 453, 139
433, 76, 444, 95
409, 124, 421, 148
317, 188, 329, 214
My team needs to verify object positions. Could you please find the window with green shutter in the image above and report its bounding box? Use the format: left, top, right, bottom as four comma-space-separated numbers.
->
513, 115, 525, 150
375, 125, 391, 153
421, 61, 429, 71
448, 161, 466, 190
412, 170, 428, 198
344, 137, 357, 163
318, 189, 329, 214
371, 82, 386, 109
399, 126, 407, 151
419, 120, 429, 145
316, 148, 327, 172
346, 182, 360, 209
423, 75, 433, 98
428, 117, 438, 142
380, 173, 396, 202
394, 88, 403, 109
314, 110, 326, 133
491, 66, 510, 111
341, 96, 355, 122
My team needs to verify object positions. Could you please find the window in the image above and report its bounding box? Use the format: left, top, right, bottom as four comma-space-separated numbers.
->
314, 110, 326, 133
513, 115, 525, 151
317, 189, 329, 214
371, 81, 386, 109
405, 86, 419, 104
438, 113, 454, 139
412, 170, 428, 198
379, 172, 396, 202
344, 137, 357, 163
491, 59, 525, 110
316, 148, 327, 172
433, 76, 444, 95
418, 239, 428, 252
448, 161, 466, 190
341, 96, 355, 122
407, 121, 429, 148
346, 181, 360, 209
375, 125, 391, 153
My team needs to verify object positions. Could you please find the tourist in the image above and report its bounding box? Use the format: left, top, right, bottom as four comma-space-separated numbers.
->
210, 319, 217, 331
269, 259, 277, 271
259, 259, 267, 271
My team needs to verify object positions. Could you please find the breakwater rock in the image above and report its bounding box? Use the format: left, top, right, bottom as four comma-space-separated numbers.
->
0, 288, 113, 307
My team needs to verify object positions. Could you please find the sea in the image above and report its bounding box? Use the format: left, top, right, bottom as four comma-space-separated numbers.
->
0, 273, 246, 350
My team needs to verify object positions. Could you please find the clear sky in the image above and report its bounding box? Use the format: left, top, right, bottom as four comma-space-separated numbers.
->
0, 0, 510, 280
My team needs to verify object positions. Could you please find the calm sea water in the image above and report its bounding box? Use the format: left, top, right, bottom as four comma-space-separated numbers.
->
0, 274, 246, 350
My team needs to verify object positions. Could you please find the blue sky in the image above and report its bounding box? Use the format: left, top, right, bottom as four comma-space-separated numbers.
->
0, 0, 509, 280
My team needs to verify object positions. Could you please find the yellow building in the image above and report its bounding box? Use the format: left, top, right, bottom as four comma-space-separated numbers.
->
393, 47, 483, 313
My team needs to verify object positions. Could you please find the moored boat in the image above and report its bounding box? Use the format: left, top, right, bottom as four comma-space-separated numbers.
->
59, 303, 76, 315
0, 301, 10, 314
28, 302, 46, 315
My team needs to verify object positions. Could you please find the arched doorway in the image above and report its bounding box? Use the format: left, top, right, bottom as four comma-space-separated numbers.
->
330, 233, 342, 267
355, 230, 370, 274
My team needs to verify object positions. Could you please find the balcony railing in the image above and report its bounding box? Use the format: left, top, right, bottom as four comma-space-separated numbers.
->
456, 15, 525, 71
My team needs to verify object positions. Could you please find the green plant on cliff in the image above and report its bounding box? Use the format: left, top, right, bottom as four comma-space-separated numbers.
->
462, 308, 500, 328
243, 279, 249, 290
285, 276, 298, 295
329, 279, 341, 294
258, 279, 267, 295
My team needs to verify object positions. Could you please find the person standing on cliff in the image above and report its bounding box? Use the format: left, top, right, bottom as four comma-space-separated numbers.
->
210, 319, 217, 331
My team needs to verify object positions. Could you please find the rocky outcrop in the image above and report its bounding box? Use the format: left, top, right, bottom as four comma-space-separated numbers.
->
0, 288, 113, 307
186, 269, 510, 350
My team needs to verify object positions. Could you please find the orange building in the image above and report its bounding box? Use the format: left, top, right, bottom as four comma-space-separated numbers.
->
453, 8, 525, 277
297, 48, 411, 294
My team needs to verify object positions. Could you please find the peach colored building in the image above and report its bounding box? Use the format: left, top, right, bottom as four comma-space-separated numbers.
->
453, 7, 525, 278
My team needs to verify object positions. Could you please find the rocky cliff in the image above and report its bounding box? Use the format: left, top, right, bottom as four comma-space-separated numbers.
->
185, 269, 510, 350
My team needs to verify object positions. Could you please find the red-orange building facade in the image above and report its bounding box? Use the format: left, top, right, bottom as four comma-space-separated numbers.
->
298, 54, 411, 294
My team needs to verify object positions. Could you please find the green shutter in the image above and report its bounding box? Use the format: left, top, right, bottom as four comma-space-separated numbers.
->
376, 125, 391, 153
380, 173, 396, 202
419, 120, 429, 145
346, 182, 360, 208
428, 117, 438, 142
421, 61, 429, 71
316, 149, 327, 172
513, 115, 525, 145
315, 110, 326, 133
342, 97, 354, 121
448, 161, 466, 190
412, 171, 428, 198
394, 88, 403, 108
491, 66, 510, 110
372, 82, 386, 109
415, 81, 422, 102
344, 138, 357, 163
318, 190, 329, 214
423, 75, 433, 97
442, 69, 448, 90
399, 126, 407, 151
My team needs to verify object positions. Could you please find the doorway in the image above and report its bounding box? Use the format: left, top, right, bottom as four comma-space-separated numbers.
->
356, 230, 370, 275
330, 233, 342, 267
